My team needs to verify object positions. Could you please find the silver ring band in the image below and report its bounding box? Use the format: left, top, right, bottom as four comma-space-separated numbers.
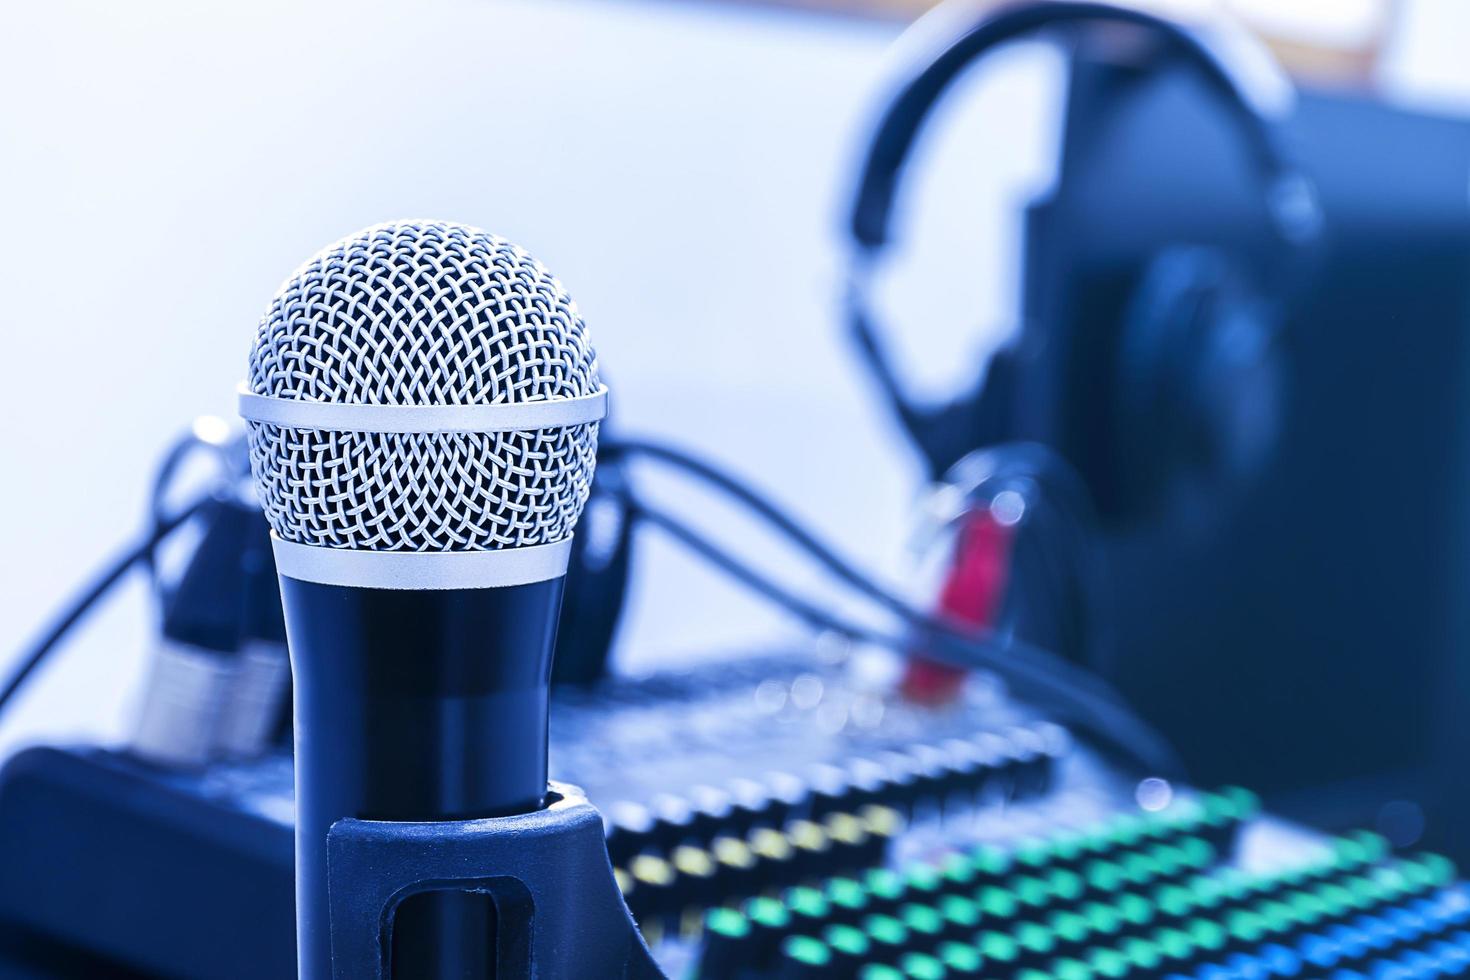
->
238, 383, 608, 433
271, 534, 573, 590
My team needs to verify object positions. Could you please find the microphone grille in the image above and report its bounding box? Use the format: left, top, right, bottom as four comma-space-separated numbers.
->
245, 220, 601, 553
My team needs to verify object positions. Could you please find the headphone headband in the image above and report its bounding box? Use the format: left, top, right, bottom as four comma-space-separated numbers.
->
849, 1, 1321, 254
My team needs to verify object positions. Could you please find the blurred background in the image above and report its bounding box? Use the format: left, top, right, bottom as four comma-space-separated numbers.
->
0, 0, 1065, 757
2, 0, 1465, 758
6, 1, 1470, 977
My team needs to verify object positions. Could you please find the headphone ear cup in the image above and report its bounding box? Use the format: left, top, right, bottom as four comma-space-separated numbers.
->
1111, 247, 1283, 522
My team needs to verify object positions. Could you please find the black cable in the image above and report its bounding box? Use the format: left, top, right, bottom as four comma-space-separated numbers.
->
0, 496, 213, 721
600, 440, 1171, 774
599, 443, 1163, 768
145, 428, 242, 595
846, 291, 941, 466
906, 441, 1108, 680
601, 437, 1121, 706
596, 443, 1176, 772
991, 476, 1092, 658
602, 439, 1130, 741
617, 490, 1182, 778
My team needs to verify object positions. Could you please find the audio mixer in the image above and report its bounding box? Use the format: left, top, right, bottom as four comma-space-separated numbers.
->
0, 646, 1462, 979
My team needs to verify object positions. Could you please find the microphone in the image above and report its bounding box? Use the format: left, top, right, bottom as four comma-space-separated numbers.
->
238, 221, 608, 979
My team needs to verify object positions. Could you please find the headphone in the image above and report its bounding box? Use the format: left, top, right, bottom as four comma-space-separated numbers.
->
556, 2, 1329, 684
845, 1, 1322, 520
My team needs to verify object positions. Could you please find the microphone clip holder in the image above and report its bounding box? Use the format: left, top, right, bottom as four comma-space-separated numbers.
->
325, 781, 663, 979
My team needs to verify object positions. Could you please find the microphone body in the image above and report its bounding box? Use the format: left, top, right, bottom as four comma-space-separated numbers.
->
240, 221, 607, 979
284, 577, 564, 976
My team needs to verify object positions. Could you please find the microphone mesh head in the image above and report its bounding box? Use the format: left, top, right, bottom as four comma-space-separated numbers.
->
244, 220, 600, 552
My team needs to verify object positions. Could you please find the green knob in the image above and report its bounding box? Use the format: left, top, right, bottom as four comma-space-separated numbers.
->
1089, 947, 1131, 978
705, 907, 749, 940
1052, 957, 1094, 980
781, 935, 830, 968
938, 940, 983, 976
825, 923, 871, 959
899, 952, 946, 980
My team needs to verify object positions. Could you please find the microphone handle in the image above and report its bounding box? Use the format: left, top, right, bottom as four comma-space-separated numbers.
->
280, 575, 565, 980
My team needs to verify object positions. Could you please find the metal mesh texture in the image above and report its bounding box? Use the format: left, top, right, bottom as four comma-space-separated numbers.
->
245, 220, 600, 552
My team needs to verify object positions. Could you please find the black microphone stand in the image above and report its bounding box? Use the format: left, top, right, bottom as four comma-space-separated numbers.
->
324, 781, 661, 979
283, 578, 662, 979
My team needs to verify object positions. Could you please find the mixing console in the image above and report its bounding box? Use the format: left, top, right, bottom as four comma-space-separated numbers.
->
570, 655, 1466, 979
0, 649, 1460, 979
689, 791, 1463, 979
